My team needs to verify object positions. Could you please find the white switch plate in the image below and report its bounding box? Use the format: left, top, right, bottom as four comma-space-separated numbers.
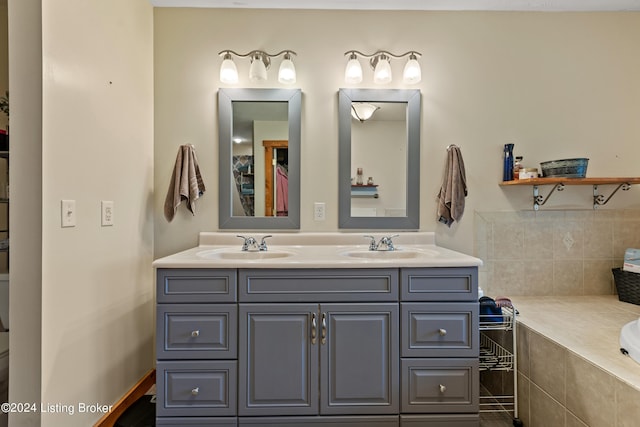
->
313, 202, 326, 221
61, 200, 76, 228
101, 201, 114, 226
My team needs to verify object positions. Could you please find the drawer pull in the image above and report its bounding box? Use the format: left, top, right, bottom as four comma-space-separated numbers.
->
191, 387, 199, 396
439, 384, 446, 393
311, 312, 317, 345
438, 328, 447, 336
191, 330, 200, 338
321, 313, 327, 345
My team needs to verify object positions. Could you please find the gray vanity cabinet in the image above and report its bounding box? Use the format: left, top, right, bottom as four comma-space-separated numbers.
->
156, 266, 478, 427
156, 269, 238, 425
238, 302, 399, 423
237, 268, 400, 424
399, 267, 479, 426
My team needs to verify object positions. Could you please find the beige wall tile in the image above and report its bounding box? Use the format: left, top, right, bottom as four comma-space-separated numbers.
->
553, 260, 584, 295
566, 352, 616, 427
517, 373, 531, 427
553, 221, 585, 260
530, 331, 566, 405
530, 383, 565, 427
493, 260, 526, 296
566, 411, 588, 427
613, 221, 640, 258
517, 324, 530, 378
524, 261, 554, 296
524, 220, 554, 260
494, 221, 525, 260
615, 379, 640, 427
584, 260, 615, 295
584, 221, 613, 259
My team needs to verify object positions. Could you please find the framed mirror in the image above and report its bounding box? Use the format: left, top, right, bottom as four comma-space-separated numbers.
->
338, 88, 421, 229
218, 88, 301, 229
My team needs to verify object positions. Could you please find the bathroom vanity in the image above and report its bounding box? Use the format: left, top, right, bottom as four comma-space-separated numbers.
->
153, 233, 482, 427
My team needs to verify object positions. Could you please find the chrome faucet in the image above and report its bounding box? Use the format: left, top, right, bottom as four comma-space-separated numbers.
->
237, 235, 272, 252
364, 234, 399, 251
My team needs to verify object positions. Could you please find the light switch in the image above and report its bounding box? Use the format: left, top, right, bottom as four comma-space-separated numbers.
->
61, 200, 76, 228
101, 201, 114, 226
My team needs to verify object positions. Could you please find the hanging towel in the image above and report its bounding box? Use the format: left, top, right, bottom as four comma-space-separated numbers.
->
437, 145, 467, 227
164, 144, 206, 222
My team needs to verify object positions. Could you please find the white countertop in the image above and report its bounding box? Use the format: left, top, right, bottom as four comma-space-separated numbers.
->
152, 232, 483, 269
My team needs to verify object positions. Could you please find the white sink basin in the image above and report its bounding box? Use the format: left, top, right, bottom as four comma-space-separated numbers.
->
196, 249, 295, 260
339, 248, 438, 259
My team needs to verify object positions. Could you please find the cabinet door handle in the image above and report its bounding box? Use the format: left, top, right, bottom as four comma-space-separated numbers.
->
438, 328, 447, 336
439, 384, 446, 393
191, 387, 200, 396
311, 312, 317, 345
321, 312, 327, 345
191, 330, 200, 338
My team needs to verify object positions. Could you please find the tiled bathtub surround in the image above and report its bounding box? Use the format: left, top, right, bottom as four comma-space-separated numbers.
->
510, 296, 640, 427
475, 210, 640, 297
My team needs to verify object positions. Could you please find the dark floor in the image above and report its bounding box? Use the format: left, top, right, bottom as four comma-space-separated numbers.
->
480, 410, 518, 427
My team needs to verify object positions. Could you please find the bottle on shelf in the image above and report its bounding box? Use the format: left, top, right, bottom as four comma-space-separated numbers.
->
513, 156, 523, 180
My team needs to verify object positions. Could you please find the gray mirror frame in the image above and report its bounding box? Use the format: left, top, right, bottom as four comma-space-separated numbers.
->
218, 88, 301, 229
338, 88, 421, 229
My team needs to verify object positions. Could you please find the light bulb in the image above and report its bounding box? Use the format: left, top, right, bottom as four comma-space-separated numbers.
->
344, 54, 363, 84
278, 54, 296, 84
219, 54, 238, 84
403, 54, 421, 84
249, 54, 268, 82
373, 55, 392, 84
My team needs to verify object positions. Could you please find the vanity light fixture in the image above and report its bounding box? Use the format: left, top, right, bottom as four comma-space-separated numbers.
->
351, 102, 380, 122
218, 50, 297, 85
344, 50, 422, 85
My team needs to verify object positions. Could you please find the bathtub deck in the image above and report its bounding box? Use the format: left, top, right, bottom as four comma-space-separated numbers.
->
510, 295, 640, 390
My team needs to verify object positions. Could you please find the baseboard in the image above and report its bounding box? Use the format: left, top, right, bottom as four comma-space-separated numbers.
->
93, 368, 156, 427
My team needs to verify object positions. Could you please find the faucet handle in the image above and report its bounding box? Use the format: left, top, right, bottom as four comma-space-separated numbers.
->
259, 235, 272, 251
379, 234, 399, 251
237, 235, 256, 251
363, 235, 378, 251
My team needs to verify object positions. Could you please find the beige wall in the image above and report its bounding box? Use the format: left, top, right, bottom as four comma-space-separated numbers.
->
10, 0, 154, 426
153, 9, 640, 259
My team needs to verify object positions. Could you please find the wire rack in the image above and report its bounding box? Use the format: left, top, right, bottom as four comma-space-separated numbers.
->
479, 305, 522, 426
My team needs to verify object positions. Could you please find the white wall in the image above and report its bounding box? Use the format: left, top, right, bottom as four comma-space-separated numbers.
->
10, 0, 154, 426
8, 1, 43, 424
153, 9, 640, 258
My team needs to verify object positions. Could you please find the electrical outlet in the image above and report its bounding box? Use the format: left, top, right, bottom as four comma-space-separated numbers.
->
314, 202, 326, 221
101, 201, 114, 226
61, 200, 76, 228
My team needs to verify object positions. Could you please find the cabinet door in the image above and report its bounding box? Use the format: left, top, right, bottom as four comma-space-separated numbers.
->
239, 304, 319, 416
320, 303, 399, 415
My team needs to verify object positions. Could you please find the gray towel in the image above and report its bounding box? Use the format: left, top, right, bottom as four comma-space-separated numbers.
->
164, 145, 206, 222
437, 145, 467, 227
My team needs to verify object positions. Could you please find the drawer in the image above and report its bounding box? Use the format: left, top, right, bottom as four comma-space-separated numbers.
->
157, 304, 237, 359
401, 268, 477, 301
401, 358, 478, 414
157, 269, 237, 303
156, 417, 237, 426
239, 269, 399, 302
239, 416, 399, 426
401, 303, 478, 357
400, 414, 479, 426
156, 360, 237, 417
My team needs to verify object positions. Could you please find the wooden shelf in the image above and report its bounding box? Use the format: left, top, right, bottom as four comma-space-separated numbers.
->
499, 177, 640, 210
500, 177, 640, 186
